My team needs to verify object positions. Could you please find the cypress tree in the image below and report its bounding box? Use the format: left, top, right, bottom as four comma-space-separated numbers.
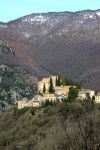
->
43, 84, 46, 93
49, 78, 55, 93
57, 76, 61, 86
56, 76, 58, 86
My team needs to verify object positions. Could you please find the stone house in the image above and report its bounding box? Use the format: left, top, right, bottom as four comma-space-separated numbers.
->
95, 93, 100, 103
17, 98, 31, 109
17, 95, 44, 109
78, 89, 95, 100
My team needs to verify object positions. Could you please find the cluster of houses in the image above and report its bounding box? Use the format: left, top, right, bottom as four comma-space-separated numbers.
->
18, 76, 100, 109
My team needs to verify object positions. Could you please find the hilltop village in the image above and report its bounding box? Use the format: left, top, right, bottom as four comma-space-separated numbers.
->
18, 76, 100, 109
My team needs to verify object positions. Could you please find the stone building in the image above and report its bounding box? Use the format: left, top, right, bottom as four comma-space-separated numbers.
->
38, 76, 72, 95
55, 85, 72, 96
38, 76, 57, 93
78, 89, 95, 100
95, 93, 100, 103
17, 95, 44, 109
43, 93, 57, 101
17, 98, 31, 109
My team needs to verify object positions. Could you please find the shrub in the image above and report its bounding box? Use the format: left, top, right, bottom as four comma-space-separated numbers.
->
70, 103, 83, 117
13, 107, 29, 118
43, 106, 51, 113
42, 100, 53, 108
30, 107, 35, 116
18, 107, 29, 114
59, 103, 71, 115
36, 119, 48, 128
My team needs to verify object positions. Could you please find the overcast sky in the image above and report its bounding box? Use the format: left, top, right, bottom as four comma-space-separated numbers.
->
0, 0, 100, 22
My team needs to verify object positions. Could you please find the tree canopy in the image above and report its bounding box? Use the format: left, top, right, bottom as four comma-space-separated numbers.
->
68, 87, 78, 102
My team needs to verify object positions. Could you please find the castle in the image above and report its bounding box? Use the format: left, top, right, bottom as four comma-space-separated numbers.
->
38, 76, 71, 95
17, 75, 100, 109
38, 76, 57, 94
18, 76, 72, 109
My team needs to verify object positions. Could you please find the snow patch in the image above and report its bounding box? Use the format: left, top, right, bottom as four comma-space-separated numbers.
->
96, 12, 100, 17
22, 15, 49, 24
24, 32, 31, 38
0, 25, 7, 29
83, 13, 96, 20
89, 15, 94, 19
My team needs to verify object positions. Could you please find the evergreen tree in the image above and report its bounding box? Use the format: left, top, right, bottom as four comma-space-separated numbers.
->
62, 78, 70, 85
1, 102, 5, 110
62, 77, 81, 88
49, 78, 55, 93
57, 76, 61, 86
91, 96, 95, 110
30, 107, 35, 115
56, 76, 58, 86
68, 87, 78, 102
43, 84, 46, 93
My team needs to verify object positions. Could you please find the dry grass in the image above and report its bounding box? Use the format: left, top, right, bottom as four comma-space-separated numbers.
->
0, 102, 99, 150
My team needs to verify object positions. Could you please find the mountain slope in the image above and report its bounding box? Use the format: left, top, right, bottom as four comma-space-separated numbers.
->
0, 64, 38, 108
0, 102, 99, 149
1, 10, 100, 90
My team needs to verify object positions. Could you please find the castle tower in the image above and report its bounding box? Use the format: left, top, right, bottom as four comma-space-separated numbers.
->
38, 76, 57, 94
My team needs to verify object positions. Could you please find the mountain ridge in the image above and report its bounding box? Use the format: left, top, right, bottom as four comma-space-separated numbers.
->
1, 9, 100, 24
0, 9, 100, 90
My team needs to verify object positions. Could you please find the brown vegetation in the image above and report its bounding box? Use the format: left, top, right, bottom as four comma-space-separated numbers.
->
0, 100, 99, 150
